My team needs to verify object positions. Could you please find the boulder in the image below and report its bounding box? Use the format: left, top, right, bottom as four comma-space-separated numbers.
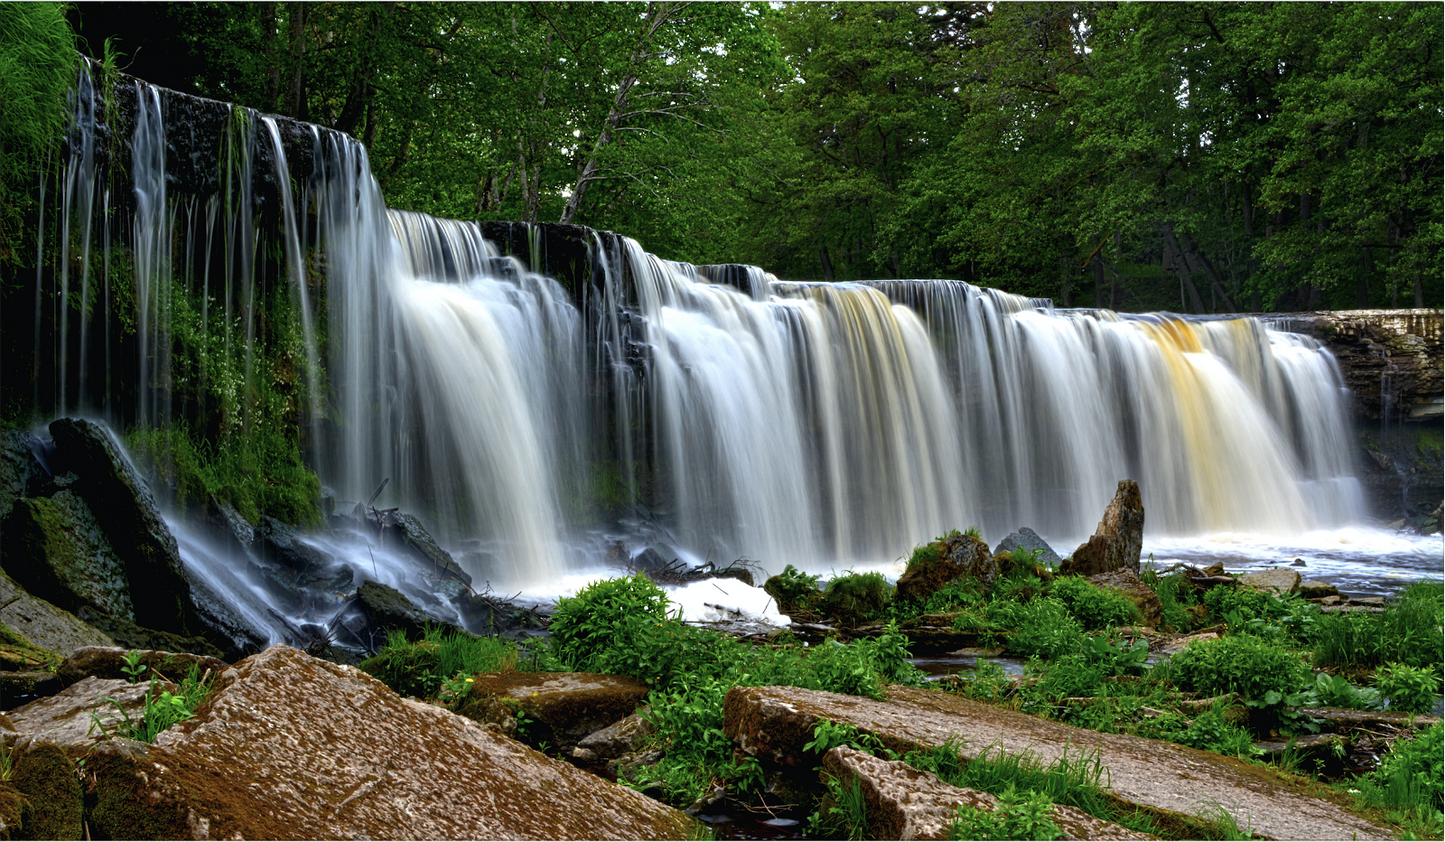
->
79, 645, 696, 839
1239, 568, 1301, 597
1062, 480, 1145, 577
456, 672, 652, 754
56, 647, 229, 686
47, 418, 193, 634
255, 515, 336, 573
379, 510, 472, 590
1, 491, 135, 621
0, 568, 115, 655
993, 527, 1064, 570
1088, 568, 1162, 629
7, 676, 164, 750
896, 532, 995, 604
572, 710, 655, 764
821, 746, 1154, 840
356, 579, 439, 642
723, 684, 1391, 841
1299, 580, 1341, 600
1155, 631, 1220, 656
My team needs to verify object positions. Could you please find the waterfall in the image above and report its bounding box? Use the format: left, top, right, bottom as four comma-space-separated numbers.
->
28, 66, 1372, 608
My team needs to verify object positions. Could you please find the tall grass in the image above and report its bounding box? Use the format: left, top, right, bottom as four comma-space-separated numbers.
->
1312, 581, 1444, 669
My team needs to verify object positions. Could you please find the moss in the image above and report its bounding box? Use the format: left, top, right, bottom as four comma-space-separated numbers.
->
12, 742, 82, 840
819, 572, 893, 626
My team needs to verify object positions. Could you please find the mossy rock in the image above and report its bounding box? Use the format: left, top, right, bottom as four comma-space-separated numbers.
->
455, 672, 651, 754
763, 565, 822, 616
0, 782, 22, 838
359, 640, 442, 699
897, 532, 996, 604
75, 608, 226, 661
12, 740, 83, 839
818, 572, 893, 627
0, 493, 135, 621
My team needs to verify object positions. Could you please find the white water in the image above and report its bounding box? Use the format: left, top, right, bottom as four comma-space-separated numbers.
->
32, 68, 1437, 644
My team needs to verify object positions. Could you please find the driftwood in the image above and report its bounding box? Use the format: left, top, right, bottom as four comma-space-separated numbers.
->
1297, 708, 1442, 732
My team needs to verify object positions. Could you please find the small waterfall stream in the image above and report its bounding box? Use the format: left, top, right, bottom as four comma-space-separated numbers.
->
18, 65, 1434, 648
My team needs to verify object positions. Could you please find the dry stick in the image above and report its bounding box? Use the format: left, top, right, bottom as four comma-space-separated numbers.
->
368, 545, 379, 579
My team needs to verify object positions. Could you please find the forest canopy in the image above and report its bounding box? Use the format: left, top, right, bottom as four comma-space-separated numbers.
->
24, 1, 1445, 310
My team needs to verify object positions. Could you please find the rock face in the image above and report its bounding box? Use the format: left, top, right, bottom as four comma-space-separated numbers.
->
457, 671, 652, 754
723, 683, 1392, 840
1062, 480, 1144, 577
822, 746, 1154, 841
1088, 568, 1162, 629
47, 418, 195, 634
897, 532, 996, 603
48, 645, 697, 840
1239, 568, 1301, 597
0, 568, 115, 656
2, 491, 135, 620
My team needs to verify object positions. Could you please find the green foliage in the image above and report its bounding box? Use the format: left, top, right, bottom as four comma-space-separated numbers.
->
763, 564, 822, 615
1050, 576, 1142, 631
1148, 700, 1261, 760
1374, 663, 1442, 715
949, 785, 1062, 841
988, 597, 1085, 659
90, 664, 213, 743
808, 772, 868, 840
0, 3, 78, 263
1203, 586, 1271, 628
1146, 570, 1198, 633
548, 573, 672, 672
819, 571, 893, 625
1352, 723, 1444, 834
1307, 671, 1382, 712
360, 627, 519, 701
804, 718, 888, 758
120, 649, 147, 685
1161, 634, 1313, 703
1312, 581, 1445, 670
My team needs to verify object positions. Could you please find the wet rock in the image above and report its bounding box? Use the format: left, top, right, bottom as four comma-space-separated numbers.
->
897, 532, 995, 604
9, 740, 83, 840
74, 608, 226, 661
821, 745, 1155, 840
1299, 580, 1340, 600
47, 418, 193, 634
993, 526, 1063, 570
456, 672, 651, 754
1062, 480, 1145, 577
0, 568, 115, 655
0, 430, 45, 522
178, 568, 269, 661
203, 494, 255, 560
1291, 558, 1308, 567
1239, 568, 1301, 597
724, 684, 1391, 840
1, 491, 135, 621
1088, 568, 1162, 629
83, 645, 696, 839
572, 710, 655, 765
355, 579, 439, 642
379, 510, 472, 590
1201, 562, 1225, 577
56, 647, 228, 686
256, 515, 335, 572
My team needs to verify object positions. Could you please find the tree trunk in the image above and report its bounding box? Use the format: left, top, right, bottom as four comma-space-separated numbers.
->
819, 245, 836, 283
1356, 247, 1371, 308
1161, 225, 1208, 314
285, 3, 308, 121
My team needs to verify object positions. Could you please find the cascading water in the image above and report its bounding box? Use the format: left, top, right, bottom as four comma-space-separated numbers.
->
23, 65, 1434, 650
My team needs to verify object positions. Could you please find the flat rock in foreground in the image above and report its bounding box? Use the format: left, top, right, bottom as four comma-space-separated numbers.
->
724, 684, 1390, 841
85, 645, 695, 840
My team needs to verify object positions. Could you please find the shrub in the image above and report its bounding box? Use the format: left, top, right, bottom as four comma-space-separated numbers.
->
1203, 585, 1270, 627
1161, 634, 1313, 702
819, 571, 893, 625
989, 597, 1084, 659
548, 573, 671, 671
763, 564, 822, 615
1149, 570, 1197, 633
1374, 663, 1441, 715
1050, 576, 1141, 631
949, 785, 1062, 841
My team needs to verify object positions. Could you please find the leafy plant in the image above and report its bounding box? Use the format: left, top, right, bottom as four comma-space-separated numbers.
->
548, 573, 671, 671
1050, 576, 1140, 631
804, 718, 889, 758
949, 784, 1062, 841
1161, 633, 1313, 703
819, 570, 893, 625
988, 597, 1084, 659
763, 564, 822, 614
1375, 663, 1442, 715
808, 772, 869, 840
120, 649, 147, 684
90, 665, 213, 743
1149, 570, 1198, 633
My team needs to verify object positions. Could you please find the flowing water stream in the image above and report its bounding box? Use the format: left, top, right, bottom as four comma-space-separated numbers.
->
26, 67, 1440, 645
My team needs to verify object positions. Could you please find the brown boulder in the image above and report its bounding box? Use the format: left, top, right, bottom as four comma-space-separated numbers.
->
80, 646, 694, 839
1062, 480, 1144, 577
572, 710, 655, 764
822, 746, 1155, 840
455, 671, 652, 754
57, 647, 229, 687
8, 676, 164, 749
896, 532, 995, 604
1088, 569, 1162, 629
